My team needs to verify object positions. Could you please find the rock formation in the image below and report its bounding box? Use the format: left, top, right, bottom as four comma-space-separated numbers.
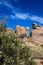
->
32, 23, 43, 43
4, 24, 43, 43
16, 25, 29, 37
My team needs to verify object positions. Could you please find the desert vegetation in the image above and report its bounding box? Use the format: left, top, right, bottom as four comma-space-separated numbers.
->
0, 20, 37, 65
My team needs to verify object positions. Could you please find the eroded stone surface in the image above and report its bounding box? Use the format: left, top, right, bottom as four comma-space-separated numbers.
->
16, 25, 29, 37
32, 26, 43, 43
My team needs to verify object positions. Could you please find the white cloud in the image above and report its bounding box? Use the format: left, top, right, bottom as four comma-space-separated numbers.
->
0, 1, 13, 9
15, 13, 28, 20
29, 15, 43, 23
15, 13, 43, 24
3, 1, 13, 9
0, 0, 20, 13
15, 13, 43, 23
0, 0, 43, 24
10, 12, 43, 24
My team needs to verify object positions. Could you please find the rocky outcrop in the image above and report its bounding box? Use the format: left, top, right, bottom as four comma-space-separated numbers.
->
16, 25, 29, 37
32, 23, 43, 43
5, 24, 43, 43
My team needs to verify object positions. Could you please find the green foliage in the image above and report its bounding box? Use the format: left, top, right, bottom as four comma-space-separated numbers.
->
0, 33, 37, 65
0, 18, 6, 33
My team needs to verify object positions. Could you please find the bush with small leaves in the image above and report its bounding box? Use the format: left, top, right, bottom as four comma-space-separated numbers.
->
0, 32, 37, 65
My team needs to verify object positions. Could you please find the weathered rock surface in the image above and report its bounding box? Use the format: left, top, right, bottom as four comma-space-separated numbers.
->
16, 25, 29, 37
32, 26, 43, 43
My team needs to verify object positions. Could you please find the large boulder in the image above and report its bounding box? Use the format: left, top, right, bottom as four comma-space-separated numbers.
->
32, 26, 43, 43
16, 25, 29, 37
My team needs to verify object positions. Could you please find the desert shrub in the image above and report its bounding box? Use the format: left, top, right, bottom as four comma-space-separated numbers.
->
0, 33, 37, 65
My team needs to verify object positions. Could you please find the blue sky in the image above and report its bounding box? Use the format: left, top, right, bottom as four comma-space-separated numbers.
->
0, 0, 43, 30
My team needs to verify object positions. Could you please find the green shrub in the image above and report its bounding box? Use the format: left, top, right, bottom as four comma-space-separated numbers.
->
0, 33, 37, 65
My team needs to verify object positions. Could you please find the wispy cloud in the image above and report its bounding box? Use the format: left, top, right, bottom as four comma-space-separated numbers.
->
15, 13, 28, 20
0, 0, 20, 13
0, 1, 13, 9
13, 12, 43, 24
29, 15, 43, 24
0, 0, 43, 24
